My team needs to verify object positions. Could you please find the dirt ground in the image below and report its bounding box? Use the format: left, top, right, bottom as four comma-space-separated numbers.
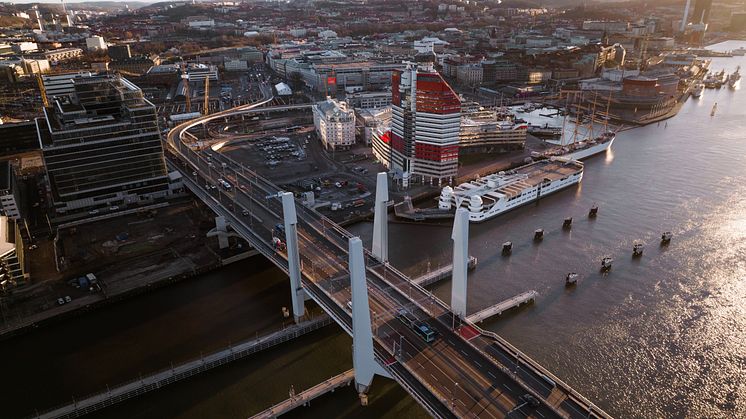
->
0, 200, 228, 336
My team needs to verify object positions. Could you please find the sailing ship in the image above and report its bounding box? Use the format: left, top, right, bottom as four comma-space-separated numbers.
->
545, 91, 616, 161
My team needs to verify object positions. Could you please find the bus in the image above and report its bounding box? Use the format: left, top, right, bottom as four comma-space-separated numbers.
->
415, 323, 436, 343
397, 309, 437, 343
218, 178, 233, 191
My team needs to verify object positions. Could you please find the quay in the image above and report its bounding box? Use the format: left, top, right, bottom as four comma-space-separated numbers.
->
393, 196, 454, 221
34, 315, 333, 419
411, 256, 478, 287
467, 290, 538, 323
249, 369, 355, 419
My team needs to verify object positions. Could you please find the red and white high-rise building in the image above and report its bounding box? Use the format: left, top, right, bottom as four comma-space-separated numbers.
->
372, 59, 461, 186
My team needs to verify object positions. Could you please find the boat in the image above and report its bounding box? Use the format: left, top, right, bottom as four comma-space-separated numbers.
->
730, 47, 746, 56
528, 123, 562, 138
545, 92, 616, 161
728, 66, 740, 88
692, 83, 704, 98
547, 131, 616, 161
438, 158, 584, 223
703, 70, 726, 88
711, 102, 718, 117
633, 243, 645, 256
520, 102, 537, 112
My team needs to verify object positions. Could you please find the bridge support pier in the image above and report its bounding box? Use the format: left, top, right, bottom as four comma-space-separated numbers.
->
451, 208, 470, 319
349, 236, 391, 401
372, 172, 389, 263
208, 216, 230, 249
282, 192, 306, 323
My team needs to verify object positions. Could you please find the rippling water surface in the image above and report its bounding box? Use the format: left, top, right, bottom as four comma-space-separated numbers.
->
352, 40, 746, 418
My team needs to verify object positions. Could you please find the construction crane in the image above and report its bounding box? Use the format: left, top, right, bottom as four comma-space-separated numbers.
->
203, 76, 210, 116
180, 63, 191, 112
36, 73, 49, 109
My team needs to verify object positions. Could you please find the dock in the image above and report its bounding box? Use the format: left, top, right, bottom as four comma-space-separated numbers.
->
467, 290, 538, 323
412, 256, 478, 287
394, 196, 454, 221
249, 369, 355, 419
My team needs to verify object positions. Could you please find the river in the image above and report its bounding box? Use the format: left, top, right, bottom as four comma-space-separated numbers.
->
4, 41, 746, 419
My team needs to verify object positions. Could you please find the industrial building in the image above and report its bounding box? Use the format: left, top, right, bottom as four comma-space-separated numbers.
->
36, 74, 175, 217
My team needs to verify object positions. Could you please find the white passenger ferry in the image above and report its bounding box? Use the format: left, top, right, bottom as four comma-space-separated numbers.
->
438, 158, 584, 222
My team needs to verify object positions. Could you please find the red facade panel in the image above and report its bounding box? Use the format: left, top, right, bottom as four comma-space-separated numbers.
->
391, 71, 401, 106
414, 142, 459, 162
390, 131, 405, 153
415, 74, 461, 115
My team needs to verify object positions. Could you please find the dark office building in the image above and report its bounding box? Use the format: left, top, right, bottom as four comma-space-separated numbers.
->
692, 0, 712, 24
108, 44, 132, 62
36, 74, 171, 216
0, 122, 41, 159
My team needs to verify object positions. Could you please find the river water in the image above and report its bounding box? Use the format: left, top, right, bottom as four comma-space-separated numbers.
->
4, 41, 746, 418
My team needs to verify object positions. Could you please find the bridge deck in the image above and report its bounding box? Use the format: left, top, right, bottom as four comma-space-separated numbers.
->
249, 369, 354, 419
467, 291, 538, 323
411, 256, 478, 287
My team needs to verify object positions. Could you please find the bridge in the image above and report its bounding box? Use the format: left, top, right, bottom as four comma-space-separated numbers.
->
250, 369, 355, 419
164, 91, 612, 419
467, 291, 539, 324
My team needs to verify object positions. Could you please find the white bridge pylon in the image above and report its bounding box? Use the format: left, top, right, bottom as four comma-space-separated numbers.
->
281, 192, 306, 323
349, 236, 391, 401
372, 172, 389, 263
451, 207, 470, 319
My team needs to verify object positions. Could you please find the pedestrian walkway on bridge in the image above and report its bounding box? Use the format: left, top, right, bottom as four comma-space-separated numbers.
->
249, 369, 354, 419
411, 256, 478, 287
34, 315, 333, 419
467, 290, 538, 323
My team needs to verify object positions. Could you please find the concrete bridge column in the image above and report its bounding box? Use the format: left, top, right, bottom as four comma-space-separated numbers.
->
207, 216, 230, 249
451, 208, 470, 319
349, 236, 391, 403
281, 192, 305, 323
372, 172, 389, 263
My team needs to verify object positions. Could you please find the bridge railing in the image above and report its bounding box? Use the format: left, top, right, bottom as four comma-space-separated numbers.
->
33, 314, 333, 419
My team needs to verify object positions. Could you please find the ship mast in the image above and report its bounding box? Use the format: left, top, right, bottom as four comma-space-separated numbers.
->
560, 91, 570, 147
588, 91, 598, 140
604, 91, 611, 133
572, 91, 582, 145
